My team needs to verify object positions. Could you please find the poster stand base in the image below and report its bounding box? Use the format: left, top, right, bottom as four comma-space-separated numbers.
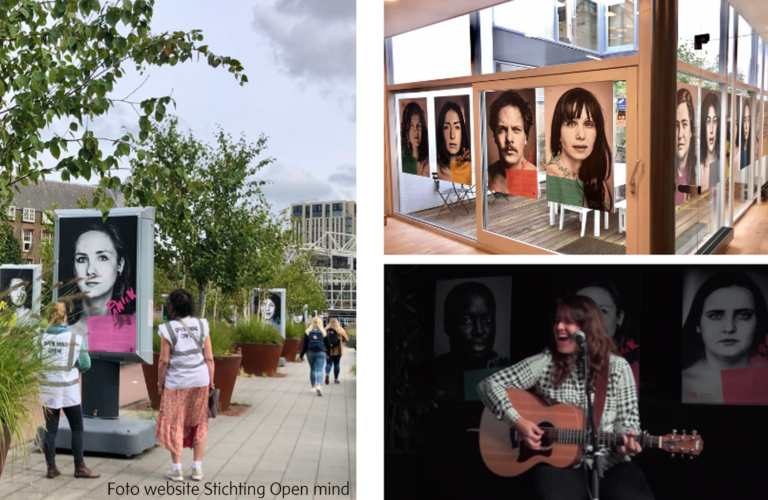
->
39, 417, 157, 458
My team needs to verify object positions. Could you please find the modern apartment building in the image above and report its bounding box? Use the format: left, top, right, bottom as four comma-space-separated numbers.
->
291, 200, 357, 249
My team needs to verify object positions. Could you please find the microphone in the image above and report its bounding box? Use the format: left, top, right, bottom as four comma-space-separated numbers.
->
572, 331, 586, 346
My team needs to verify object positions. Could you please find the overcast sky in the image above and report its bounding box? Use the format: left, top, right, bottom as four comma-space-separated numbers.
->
46, 0, 356, 214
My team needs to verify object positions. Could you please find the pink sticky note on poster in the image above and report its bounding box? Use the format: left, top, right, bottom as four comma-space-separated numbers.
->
87, 314, 137, 353
506, 169, 538, 199
721, 365, 768, 404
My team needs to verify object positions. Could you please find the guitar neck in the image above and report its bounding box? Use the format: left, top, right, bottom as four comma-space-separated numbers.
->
555, 429, 663, 449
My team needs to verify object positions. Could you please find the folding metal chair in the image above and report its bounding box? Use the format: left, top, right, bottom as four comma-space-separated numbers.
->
432, 173, 457, 218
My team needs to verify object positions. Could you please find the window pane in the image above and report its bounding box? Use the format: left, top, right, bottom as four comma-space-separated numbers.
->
572, 0, 598, 52
607, 1, 635, 48
677, 0, 721, 73
493, 0, 555, 40
391, 15, 471, 85
737, 16, 751, 84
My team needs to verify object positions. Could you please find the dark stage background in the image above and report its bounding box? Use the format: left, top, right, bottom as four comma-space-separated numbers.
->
384, 265, 768, 500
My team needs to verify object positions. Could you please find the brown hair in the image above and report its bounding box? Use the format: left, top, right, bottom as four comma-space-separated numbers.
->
549, 295, 618, 387
48, 302, 68, 325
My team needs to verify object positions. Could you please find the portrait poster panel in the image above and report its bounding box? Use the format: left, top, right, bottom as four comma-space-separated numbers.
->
399, 97, 430, 178
739, 96, 752, 171
255, 288, 286, 338
545, 82, 615, 212
435, 94, 473, 185
484, 88, 538, 197
433, 276, 512, 401
553, 269, 641, 394
699, 89, 722, 192
681, 267, 768, 405
671, 83, 699, 206
0, 267, 34, 321
57, 215, 139, 354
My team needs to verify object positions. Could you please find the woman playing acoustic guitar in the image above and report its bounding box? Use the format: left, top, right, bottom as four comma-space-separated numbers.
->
477, 295, 654, 500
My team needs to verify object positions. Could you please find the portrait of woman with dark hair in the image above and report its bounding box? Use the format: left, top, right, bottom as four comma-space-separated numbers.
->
740, 98, 752, 170
435, 96, 472, 185
682, 270, 768, 404
574, 278, 639, 386
260, 292, 282, 329
699, 91, 721, 192
546, 86, 613, 211
675, 87, 697, 206
58, 217, 138, 340
400, 99, 430, 177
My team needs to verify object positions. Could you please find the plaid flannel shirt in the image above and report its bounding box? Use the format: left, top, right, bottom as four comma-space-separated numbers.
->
477, 349, 641, 470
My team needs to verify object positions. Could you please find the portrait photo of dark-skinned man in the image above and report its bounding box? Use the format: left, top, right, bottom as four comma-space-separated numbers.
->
434, 278, 511, 400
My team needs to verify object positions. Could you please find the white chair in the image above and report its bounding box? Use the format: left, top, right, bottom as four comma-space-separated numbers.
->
560, 204, 592, 238
615, 199, 627, 234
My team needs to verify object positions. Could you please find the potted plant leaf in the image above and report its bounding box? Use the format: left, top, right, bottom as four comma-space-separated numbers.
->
140, 318, 164, 410
209, 321, 241, 411
0, 307, 55, 479
232, 318, 284, 377
282, 321, 304, 362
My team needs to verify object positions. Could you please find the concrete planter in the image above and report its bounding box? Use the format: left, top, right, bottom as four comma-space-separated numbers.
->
232, 343, 282, 377
213, 354, 242, 411
140, 352, 162, 410
281, 338, 302, 362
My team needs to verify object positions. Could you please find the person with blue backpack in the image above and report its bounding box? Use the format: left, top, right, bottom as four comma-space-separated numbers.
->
299, 316, 331, 396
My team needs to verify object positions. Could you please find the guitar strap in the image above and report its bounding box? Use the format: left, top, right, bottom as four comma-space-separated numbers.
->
593, 366, 610, 428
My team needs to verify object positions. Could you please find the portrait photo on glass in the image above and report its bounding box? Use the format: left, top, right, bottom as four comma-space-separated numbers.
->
681, 268, 768, 405
545, 82, 614, 212
399, 97, 430, 178
0, 267, 34, 319
434, 94, 472, 186
699, 89, 722, 192
674, 84, 698, 206
485, 88, 537, 197
740, 96, 752, 170
56, 215, 138, 351
433, 276, 511, 401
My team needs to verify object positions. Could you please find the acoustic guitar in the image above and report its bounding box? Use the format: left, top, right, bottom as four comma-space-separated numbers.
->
479, 389, 704, 477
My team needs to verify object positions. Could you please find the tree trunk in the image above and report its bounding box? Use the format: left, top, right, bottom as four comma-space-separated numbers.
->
213, 289, 219, 322
198, 286, 206, 318
243, 291, 249, 321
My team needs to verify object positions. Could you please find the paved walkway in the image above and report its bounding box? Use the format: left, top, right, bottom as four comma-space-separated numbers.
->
0, 350, 356, 499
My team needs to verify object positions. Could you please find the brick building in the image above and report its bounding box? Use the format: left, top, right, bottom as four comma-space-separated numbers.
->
5, 181, 122, 264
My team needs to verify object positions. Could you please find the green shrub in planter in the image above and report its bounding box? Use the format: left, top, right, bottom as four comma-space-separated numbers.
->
285, 321, 305, 340
233, 318, 284, 345
209, 321, 234, 356
0, 309, 55, 471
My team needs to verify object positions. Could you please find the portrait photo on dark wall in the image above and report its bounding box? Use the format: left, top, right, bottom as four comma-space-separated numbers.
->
433, 276, 511, 401
699, 89, 722, 192
399, 97, 430, 178
435, 94, 472, 185
553, 270, 641, 393
57, 215, 138, 353
485, 88, 538, 197
740, 96, 752, 170
0, 267, 34, 319
681, 267, 768, 405
545, 82, 615, 212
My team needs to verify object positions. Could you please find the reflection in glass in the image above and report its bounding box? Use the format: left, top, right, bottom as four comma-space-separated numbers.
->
607, 1, 634, 48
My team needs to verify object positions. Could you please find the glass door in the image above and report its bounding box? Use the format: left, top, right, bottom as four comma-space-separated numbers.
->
473, 66, 638, 254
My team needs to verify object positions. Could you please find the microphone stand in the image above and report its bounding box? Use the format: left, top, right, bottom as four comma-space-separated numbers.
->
579, 339, 603, 500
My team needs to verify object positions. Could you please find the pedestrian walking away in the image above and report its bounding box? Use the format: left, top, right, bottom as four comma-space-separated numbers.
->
299, 316, 331, 396
39, 302, 100, 479
324, 318, 349, 385
156, 289, 215, 482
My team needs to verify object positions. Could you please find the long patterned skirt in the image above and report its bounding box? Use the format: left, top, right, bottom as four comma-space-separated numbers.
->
155, 386, 209, 455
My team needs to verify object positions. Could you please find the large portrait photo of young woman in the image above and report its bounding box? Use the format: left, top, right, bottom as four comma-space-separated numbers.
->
56, 215, 138, 353
435, 94, 472, 185
0, 267, 34, 321
682, 267, 768, 405
399, 97, 430, 178
699, 89, 722, 192
545, 82, 614, 212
